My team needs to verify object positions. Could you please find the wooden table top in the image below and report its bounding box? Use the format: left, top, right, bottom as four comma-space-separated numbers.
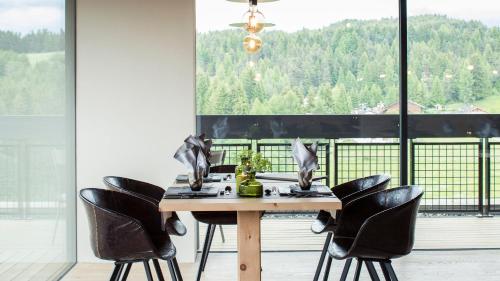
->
159, 174, 341, 212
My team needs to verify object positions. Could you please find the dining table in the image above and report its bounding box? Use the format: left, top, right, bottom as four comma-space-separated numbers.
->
159, 173, 342, 281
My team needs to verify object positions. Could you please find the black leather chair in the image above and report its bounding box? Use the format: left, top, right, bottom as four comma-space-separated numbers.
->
313, 174, 391, 281
103, 176, 187, 237
80, 188, 183, 281
324, 185, 423, 281
192, 164, 237, 281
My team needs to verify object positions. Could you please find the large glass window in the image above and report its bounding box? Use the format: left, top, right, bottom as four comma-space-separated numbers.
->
0, 0, 75, 279
408, 0, 500, 114
196, 0, 399, 115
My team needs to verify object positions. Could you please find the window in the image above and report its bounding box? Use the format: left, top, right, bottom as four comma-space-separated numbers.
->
196, 0, 399, 115
0, 0, 76, 279
408, 0, 500, 114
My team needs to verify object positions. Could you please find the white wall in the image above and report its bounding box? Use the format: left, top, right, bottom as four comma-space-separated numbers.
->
76, 0, 197, 263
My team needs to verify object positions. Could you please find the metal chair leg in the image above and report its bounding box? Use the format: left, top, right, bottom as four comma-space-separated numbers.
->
120, 263, 132, 281
172, 258, 183, 281
339, 259, 353, 281
313, 232, 332, 281
196, 224, 214, 281
167, 260, 178, 281
353, 259, 363, 281
365, 261, 381, 281
202, 224, 216, 271
109, 264, 123, 281
152, 259, 165, 281
384, 261, 399, 281
219, 225, 226, 243
143, 260, 154, 281
379, 261, 392, 281
322, 256, 333, 281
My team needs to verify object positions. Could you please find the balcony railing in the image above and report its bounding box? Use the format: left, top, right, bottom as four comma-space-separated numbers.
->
212, 138, 498, 215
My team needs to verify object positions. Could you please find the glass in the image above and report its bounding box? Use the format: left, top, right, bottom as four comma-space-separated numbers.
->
408, 0, 500, 114
196, 0, 399, 115
0, 0, 76, 279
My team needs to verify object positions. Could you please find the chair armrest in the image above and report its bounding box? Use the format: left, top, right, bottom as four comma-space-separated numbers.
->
334, 192, 385, 238
351, 201, 419, 256
89, 204, 159, 260
111, 193, 165, 236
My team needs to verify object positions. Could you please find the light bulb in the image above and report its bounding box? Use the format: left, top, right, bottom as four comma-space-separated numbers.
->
243, 6, 265, 33
243, 34, 262, 54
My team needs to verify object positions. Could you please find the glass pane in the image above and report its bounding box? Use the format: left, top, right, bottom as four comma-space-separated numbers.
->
0, 0, 76, 279
195, 0, 400, 252
196, 0, 399, 115
408, 0, 500, 114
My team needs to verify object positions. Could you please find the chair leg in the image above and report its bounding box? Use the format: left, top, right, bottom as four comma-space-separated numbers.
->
353, 259, 363, 281
172, 258, 183, 281
202, 224, 216, 271
109, 264, 123, 281
339, 259, 353, 281
167, 260, 178, 281
379, 261, 393, 281
219, 225, 226, 243
152, 259, 165, 281
382, 261, 399, 281
322, 256, 333, 281
313, 232, 332, 281
143, 260, 154, 281
196, 224, 214, 281
365, 261, 381, 281
120, 263, 132, 281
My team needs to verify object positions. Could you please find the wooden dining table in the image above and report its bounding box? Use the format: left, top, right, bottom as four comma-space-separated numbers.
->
159, 174, 342, 281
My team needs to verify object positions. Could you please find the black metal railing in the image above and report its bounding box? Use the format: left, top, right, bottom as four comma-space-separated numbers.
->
210, 138, 500, 215
489, 142, 500, 212
411, 142, 482, 213
256, 142, 330, 186
335, 142, 400, 188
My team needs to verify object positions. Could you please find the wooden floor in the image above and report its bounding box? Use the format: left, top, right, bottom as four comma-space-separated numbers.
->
201, 215, 500, 251
63, 250, 500, 281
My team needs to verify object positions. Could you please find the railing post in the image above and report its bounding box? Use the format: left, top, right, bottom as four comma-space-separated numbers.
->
409, 139, 415, 186
479, 138, 493, 217
333, 141, 338, 186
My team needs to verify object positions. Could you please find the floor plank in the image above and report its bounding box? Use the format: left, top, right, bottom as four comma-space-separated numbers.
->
62, 250, 500, 281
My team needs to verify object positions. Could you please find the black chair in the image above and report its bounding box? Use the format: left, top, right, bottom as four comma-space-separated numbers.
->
80, 188, 183, 281
192, 164, 238, 281
103, 176, 187, 237
324, 185, 423, 281
313, 174, 391, 281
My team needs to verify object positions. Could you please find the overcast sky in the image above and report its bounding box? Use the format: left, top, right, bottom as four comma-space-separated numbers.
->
0, 0, 498, 34
197, 0, 500, 32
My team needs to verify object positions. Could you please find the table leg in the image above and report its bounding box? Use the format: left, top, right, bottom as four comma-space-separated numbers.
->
237, 211, 262, 281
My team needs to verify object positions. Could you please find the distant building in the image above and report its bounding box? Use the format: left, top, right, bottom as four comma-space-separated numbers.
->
459, 104, 487, 114
384, 101, 424, 114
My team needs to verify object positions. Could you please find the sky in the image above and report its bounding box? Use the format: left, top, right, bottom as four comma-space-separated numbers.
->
0, 0, 65, 34
196, 0, 500, 32
0, 0, 498, 34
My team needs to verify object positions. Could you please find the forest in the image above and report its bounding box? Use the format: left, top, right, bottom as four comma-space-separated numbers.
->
0, 16, 499, 116
196, 15, 500, 115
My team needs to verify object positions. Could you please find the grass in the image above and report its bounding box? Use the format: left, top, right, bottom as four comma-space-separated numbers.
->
26, 51, 63, 66
446, 94, 500, 113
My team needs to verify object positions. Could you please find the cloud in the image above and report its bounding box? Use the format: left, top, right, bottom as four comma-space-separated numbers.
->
0, 6, 64, 34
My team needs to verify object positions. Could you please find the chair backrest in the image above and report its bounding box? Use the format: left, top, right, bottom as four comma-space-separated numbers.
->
339, 185, 423, 259
209, 150, 226, 165
103, 176, 165, 204
79, 188, 159, 261
332, 174, 391, 205
209, 164, 237, 173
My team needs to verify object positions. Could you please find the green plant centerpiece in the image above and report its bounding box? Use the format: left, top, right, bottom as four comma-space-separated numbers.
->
235, 150, 272, 197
